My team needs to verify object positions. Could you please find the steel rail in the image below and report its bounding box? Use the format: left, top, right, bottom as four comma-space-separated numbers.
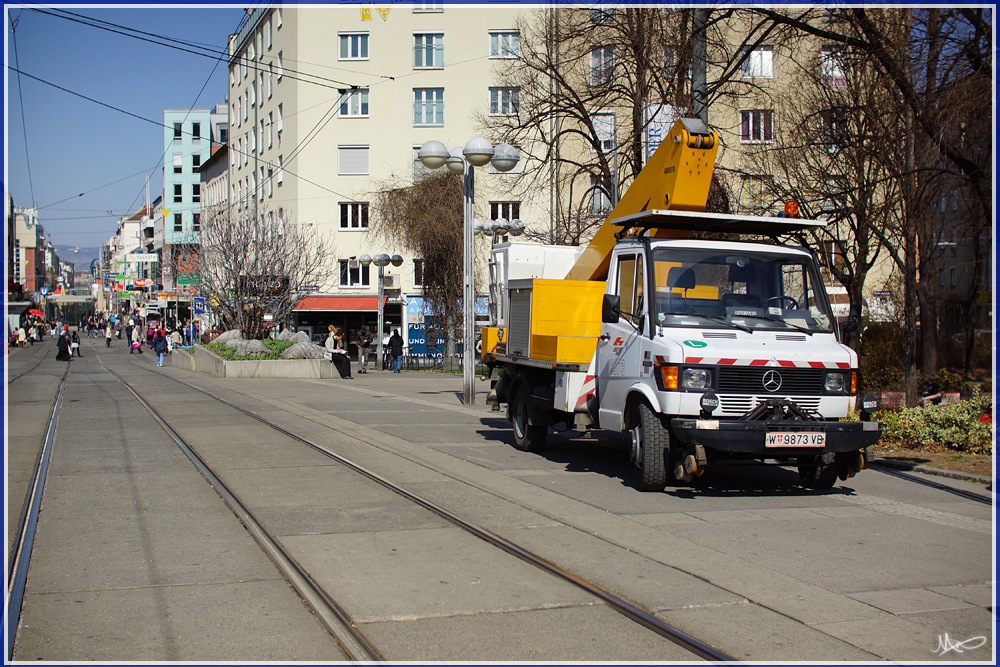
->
6, 362, 69, 660
124, 351, 736, 663
96, 355, 381, 662
6, 347, 51, 384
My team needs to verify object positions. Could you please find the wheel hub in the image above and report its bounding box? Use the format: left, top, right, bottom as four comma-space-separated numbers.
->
630, 427, 642, 465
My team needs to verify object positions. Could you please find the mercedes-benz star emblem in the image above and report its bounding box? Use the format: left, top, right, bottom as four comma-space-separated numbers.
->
762, 370, 782, 392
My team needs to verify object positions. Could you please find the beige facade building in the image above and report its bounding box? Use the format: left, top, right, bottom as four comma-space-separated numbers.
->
226, 4, 542, 343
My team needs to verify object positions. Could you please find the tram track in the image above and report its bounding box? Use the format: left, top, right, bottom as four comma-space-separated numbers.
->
100, 346, 735, 662
6, 362, 69, 661
6, 348, 51, 384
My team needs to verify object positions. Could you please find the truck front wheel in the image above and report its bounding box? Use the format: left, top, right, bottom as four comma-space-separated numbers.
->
511, 384, 547, 452
632, 401, 669, 492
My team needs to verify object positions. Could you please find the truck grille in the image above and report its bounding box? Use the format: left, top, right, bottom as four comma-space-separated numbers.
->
716, 367, 824, 395
718, 395, 821, 417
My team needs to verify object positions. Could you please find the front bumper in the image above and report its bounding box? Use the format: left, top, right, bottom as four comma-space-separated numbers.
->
670, 418, 882, 455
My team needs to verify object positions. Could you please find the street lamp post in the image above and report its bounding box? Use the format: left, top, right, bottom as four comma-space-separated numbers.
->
418, 139, 519, 405
359, 252, 403, 371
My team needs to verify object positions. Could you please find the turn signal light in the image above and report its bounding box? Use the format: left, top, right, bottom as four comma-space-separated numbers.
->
659, 365, 679, 390
851, 371, 857, 394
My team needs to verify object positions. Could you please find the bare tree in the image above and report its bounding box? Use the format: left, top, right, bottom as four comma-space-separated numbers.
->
199, 205, 335, 340
370, 171, 464, 352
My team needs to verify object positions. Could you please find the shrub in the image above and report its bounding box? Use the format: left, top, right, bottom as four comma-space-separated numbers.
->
206, 339, 294, 361
878, 393, 993, 455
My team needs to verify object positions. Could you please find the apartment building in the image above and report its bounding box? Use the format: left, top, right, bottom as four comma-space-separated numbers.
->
226, 4, 539, 344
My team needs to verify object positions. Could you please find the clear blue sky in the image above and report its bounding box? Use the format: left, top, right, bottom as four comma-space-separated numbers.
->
5, 6, 245, 256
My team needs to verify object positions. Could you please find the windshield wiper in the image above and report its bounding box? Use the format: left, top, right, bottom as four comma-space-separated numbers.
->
736, 314, 815, 336
660, 312, 752, 333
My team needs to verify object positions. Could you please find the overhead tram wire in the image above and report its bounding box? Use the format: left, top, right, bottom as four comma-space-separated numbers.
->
10, 13, 37, 206
28, 6, 377, 93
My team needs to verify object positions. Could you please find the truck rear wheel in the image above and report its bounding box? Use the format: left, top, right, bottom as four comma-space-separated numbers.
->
798, 453, 837, 489
511, 384, 547, 452
632, 401, 669, 492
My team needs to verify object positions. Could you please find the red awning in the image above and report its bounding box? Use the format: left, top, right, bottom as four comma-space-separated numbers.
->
294, 296, 387, 312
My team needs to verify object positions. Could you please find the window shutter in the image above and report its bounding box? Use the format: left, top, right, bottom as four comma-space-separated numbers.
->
339, 146, 370, 175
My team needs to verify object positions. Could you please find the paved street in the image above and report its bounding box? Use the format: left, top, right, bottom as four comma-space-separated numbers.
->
5, 336, 995, 662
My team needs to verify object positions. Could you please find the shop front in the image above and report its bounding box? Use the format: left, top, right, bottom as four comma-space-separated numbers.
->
293, 295, 402, 356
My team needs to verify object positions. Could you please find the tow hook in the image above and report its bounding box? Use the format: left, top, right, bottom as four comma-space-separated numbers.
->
674, 445, 707, 483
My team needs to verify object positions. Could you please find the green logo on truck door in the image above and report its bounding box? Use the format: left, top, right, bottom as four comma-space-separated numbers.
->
683, 340, 708, 348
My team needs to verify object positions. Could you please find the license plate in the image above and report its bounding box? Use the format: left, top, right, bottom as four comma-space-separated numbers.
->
765, 431, 826, 448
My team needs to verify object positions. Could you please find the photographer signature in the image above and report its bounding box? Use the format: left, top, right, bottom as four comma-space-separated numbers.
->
933, 633, 987, 655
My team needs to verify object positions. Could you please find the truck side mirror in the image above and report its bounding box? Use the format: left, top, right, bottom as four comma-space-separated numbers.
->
602, 294, 621, 323
843, 304, 862, 333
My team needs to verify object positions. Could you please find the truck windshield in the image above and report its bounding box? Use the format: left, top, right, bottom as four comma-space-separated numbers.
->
651, 248, 836, 333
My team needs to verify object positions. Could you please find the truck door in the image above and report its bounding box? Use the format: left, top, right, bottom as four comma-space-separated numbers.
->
597, 252, 646, 430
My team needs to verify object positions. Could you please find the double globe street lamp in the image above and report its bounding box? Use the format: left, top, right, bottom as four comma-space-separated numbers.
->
418, 138, 519, 405
359, 252, 403, 371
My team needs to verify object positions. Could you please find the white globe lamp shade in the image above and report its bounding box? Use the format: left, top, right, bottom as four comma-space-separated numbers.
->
445, 147, 466, 175
492, 218, 509, 235
508, 219, 526, 236
359, 253, 373, 266
490, 143, 520, 173
418, 140, 449, 169
390, 254, 404, 267
463, 137, 494, 167
374, 253, 391, 267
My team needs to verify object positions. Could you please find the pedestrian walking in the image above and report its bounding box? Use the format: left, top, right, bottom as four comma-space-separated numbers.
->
357, 326, 373, 373
152, 328, 168, 367
106, 323, 113, 347
56, 326, 71, 361
169, 328, 182, 353
71, 330, 82, 357
325, 325, 353, 379
16, 326, 26, 348
388, 329, 404, 373
131, 324, 143, 354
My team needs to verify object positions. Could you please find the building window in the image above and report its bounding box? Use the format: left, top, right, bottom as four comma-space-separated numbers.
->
192, 184, 201, 203
268, 62, 273, 98
192, 154, 201, 169
266, 18, 272, 48
339, 202, 370, 230
338, 146, 370, 175
591, 7, 614, 24
277, 104, 283, 138
414, 33, 444, 69
821, 107, 847, 151
174, 184, 183, 203
174, 213, 183, 232
173, 154, 182, 174
268, 111, 273, 147
413, 1, 443, 12
489, 30, 519, 58
413, 259, 424, 287
275, 8, 281, 28
339, 259, 371, 287
340, 33, 369, 60
591, 112, 616, 152
489, 87, 519, 116
413, 88, 444, 126
173, 122, 183, 141
277, 51, 283, 80
740, 46, 774, 79
821, 46, 846, 87
193, 214, 200, 232
192, 122, 201, 140
591, 47, 614, 86
590, 176, 612, 214
490, 201, 520, 221
277, 155, 283, 184
267, 167, 273, 197
740, 110, 773, 144
340, 89, 370, 117
740, 175, 772, 210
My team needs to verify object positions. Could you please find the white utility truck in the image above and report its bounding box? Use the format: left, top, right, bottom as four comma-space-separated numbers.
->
481, 118, 881, 491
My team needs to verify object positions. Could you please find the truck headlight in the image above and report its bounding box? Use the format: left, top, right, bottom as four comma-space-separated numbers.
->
682, 368, 710, 390
825, 372, 846, 392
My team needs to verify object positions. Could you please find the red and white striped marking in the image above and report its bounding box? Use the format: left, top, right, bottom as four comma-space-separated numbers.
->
575, 374, 597, 409
681, 357, 850, 369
